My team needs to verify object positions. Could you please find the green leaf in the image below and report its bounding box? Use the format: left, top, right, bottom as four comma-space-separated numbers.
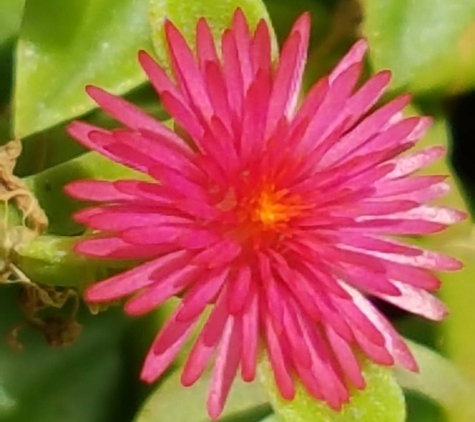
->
259, 354, 405, 422
396, 340, 475, 422
149, 0, 278, 71
362, 0, 475, 95
134, 367, 270, 422
24, 151, 146, 235
0, 0, 24, 45
13, 235, 104, 288
14, 0, 154, 138
258, 415, 279, 422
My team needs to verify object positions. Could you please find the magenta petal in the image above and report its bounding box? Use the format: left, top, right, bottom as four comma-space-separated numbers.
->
85, 257, 166, 302
240, 284, 259, 381
141, 308, 199, 383
175, 268, 229, 322
230, 8, 253, 92
377, 281, 448, 321
207, 317, 241, 420
66, 179, 143, 203
326, 327, 365, 388
79, 206, 191, 231
330, 39, 367, 82
86, 86, 164, 133
251, 18, 272, 75
297, 311, 350, 408
388, 146, 445, 178
124, 265, 201, 315
266, 12, 310, 134
76, 236, 169, 259
343, 70, 391, 128
182, 288, 229, 386
164, 21, 213, 120
346, 285, 418, 371
264, 315, 296, 400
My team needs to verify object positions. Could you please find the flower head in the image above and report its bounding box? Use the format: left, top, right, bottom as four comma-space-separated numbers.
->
66, 9, 464, 419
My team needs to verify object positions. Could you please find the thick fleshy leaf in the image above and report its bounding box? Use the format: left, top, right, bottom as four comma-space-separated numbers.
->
258, 415, 279, 422
0, 0, 24, 45
13, 235, 108, 288
24, 151, 146, 235
396, 340, 475, 422
362, 0, 475, 95
434, 235, 475, 422
134, 367, 270, 422
259, 354, 405, 422
149, 0, 278, 71
14, 0, 154, 138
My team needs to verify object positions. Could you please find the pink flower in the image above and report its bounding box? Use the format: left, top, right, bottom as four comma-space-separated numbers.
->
66, 9, 464, 419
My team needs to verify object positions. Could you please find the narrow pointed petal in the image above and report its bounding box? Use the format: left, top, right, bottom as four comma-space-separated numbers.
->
141, 308, 199, 383
266, 13, 310, 134
182, 288, 229, 386
207, 317, 241, 420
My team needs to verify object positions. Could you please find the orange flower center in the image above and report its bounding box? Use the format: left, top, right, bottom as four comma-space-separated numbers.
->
217, 183, 310, 246
250, 187, 299, 228
236, 184, 307, 237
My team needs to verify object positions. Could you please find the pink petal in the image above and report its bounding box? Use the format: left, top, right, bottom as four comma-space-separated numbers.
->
296, 311, 350, 408
86, 86, 165, 133
334, 263, 400, 296
221, 28, 244, 118
388, 146, 445, 179
76, 205, 191, 231
175, 268, 229, 322
330, 39, 367, 83
231, 8, 253, 93
75, 236, 171, 259
207, 317, 242, 420
331, 295, 386, 346
281, 300, 312, 368
66, 180, 138, 203
182, 288, 229, 386
355, 244, 462, 272
388, 205, 466, 226
85, 250, 189, 301
327, 94, 411, 165
343, 70, 392, 128
266, 12, 310, 135
202, 61, 232, 128
376, 281, 448, 321
264, 313, 296, 400
326, 327, 365, 388
352, 325, 395, 366
298, 63, 362, 153
192, 240, 242, 269
227, 265, 252, 315
346, 285, 418, 371
67, 121, 109, 152
240, 284, 259, 381
141, 307, 199, 383
376, 175, 447, 197
251, 18, 272, 75
124, 265, 201, 315
240, 69, 272, 162
164, 21, 213, 120
196, 18, 219, 67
